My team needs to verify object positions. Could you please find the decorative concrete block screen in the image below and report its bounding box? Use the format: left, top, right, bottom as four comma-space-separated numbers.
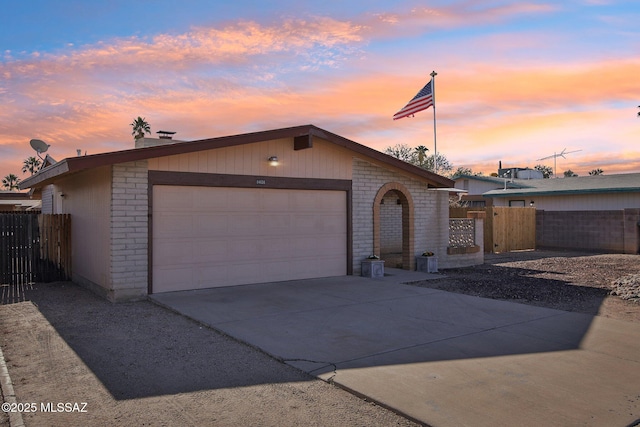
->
449, 218, 475, 248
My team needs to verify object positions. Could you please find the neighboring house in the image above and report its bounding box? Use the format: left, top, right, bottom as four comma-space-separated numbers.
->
453, 174, 533, 207
0, 191, 41, 211
20, 124, 479, 302
483, 173, 640, 211
455, 173, 640, 254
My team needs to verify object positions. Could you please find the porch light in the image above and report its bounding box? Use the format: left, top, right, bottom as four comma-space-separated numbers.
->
268, 156, 279, 166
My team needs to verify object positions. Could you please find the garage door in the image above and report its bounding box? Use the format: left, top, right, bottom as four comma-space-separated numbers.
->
152, 185, 347, 293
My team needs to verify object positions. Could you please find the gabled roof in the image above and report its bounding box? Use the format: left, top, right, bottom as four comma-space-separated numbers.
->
19, 124, 453, 189
483, 173, 640, 197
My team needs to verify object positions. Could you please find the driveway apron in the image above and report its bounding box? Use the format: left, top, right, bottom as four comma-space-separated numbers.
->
151, 268, 640, 427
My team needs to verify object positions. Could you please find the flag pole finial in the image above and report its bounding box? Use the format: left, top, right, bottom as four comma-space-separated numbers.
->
430, 70, 437, 78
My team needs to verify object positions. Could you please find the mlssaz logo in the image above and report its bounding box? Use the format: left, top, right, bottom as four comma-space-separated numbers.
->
40, 402, 88, 413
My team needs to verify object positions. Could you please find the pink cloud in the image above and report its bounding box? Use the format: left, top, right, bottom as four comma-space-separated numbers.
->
361, 2, 557, 38
1, 5, 638, 184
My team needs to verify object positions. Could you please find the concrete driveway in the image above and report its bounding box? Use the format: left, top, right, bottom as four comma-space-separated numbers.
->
151, 269, 640, 427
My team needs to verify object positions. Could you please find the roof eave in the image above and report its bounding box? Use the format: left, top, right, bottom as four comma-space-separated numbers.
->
17, 124, 454, 189
19, 160, 71, 189
484, 187, 640, 198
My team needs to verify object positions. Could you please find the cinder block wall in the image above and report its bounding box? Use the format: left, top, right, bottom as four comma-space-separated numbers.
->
536, 210, 639, 253
110, 161, 149, 301
623, 209, 640, 254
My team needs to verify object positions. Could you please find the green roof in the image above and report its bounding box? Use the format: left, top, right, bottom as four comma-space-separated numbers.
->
483, 173, 640, 198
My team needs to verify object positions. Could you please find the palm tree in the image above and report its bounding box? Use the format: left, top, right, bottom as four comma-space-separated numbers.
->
22, 156, 41, 175
414, 145, 429, 168
2, 174, 20, 190
589, 168, 603, 176
130, 117, 151, 140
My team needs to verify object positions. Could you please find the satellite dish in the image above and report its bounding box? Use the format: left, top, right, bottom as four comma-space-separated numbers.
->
30, 139, 50, 159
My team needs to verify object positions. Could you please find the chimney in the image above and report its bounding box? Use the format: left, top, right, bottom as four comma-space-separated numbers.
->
135, 131, 182, 148
157, 130, 175, 140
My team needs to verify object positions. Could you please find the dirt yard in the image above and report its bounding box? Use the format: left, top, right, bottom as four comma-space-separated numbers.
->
0, 283, 419, 427
409, 250, 640, 323
1, 250, 639, 427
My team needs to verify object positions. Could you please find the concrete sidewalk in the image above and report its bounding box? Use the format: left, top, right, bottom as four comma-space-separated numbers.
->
152, 269, 640, 427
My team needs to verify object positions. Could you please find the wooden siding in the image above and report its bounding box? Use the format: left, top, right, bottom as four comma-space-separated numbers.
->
148, 137, 353, 180
54, 166, 111, 288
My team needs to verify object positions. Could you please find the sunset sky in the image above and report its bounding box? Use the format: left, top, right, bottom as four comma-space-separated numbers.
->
1, 0, 639, 184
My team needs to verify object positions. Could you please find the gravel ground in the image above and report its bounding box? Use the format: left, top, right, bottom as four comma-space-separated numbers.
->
408, 250, 640, 323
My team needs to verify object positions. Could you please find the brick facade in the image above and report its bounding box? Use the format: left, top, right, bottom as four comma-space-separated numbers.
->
352, 158, 450, 274
110, 161, 149, 301
380, 193, 403, 255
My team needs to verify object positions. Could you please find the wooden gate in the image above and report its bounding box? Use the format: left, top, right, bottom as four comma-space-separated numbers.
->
450, 207, 536, 253
492, 207, 536, 252
0, 213, 71, 287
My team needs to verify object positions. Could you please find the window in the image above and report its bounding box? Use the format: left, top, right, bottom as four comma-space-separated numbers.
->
509, 200, 525, 207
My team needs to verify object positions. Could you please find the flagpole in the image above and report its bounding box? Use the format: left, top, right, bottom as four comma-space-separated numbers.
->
430, 70, 438, 173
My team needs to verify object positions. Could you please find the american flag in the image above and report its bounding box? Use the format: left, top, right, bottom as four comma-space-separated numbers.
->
393, 79, 434, 120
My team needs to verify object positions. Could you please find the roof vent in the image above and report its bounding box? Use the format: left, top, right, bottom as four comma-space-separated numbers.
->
157, 130, 176, 140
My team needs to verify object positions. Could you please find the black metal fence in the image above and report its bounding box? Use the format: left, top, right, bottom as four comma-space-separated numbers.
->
0, 212, 71, 289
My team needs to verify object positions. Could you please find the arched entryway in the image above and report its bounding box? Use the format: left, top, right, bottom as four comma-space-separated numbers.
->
373, 183, 415, 270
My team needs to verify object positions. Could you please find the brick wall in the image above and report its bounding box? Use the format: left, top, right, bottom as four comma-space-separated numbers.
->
380, 193, 403, 254
537, 209, 640, 254
352, 158, 449, 274
110, 161, 149, 301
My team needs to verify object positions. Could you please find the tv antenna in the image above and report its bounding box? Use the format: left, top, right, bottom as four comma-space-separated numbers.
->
537, 148, 582, 178
29, 139, 50, 160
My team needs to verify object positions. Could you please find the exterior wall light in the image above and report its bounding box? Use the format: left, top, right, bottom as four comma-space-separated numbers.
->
268, 156, 279, 166
529, 201, 535, 206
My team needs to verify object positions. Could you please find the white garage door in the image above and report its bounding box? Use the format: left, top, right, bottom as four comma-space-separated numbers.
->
152, 185, 347, 293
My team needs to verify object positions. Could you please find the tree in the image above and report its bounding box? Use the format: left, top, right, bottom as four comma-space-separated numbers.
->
384, 144, 453, 174
384, 144, 415, 163
449, 166, 482, 178
22, 156, 41, 176
589, 168, 603, 176
424, 153, 453, 175
534, 164, 553, 178
414, 145, 429, 168
563, 169, 578, 177
2, 174, 20, 190
130, 117, 151, 140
